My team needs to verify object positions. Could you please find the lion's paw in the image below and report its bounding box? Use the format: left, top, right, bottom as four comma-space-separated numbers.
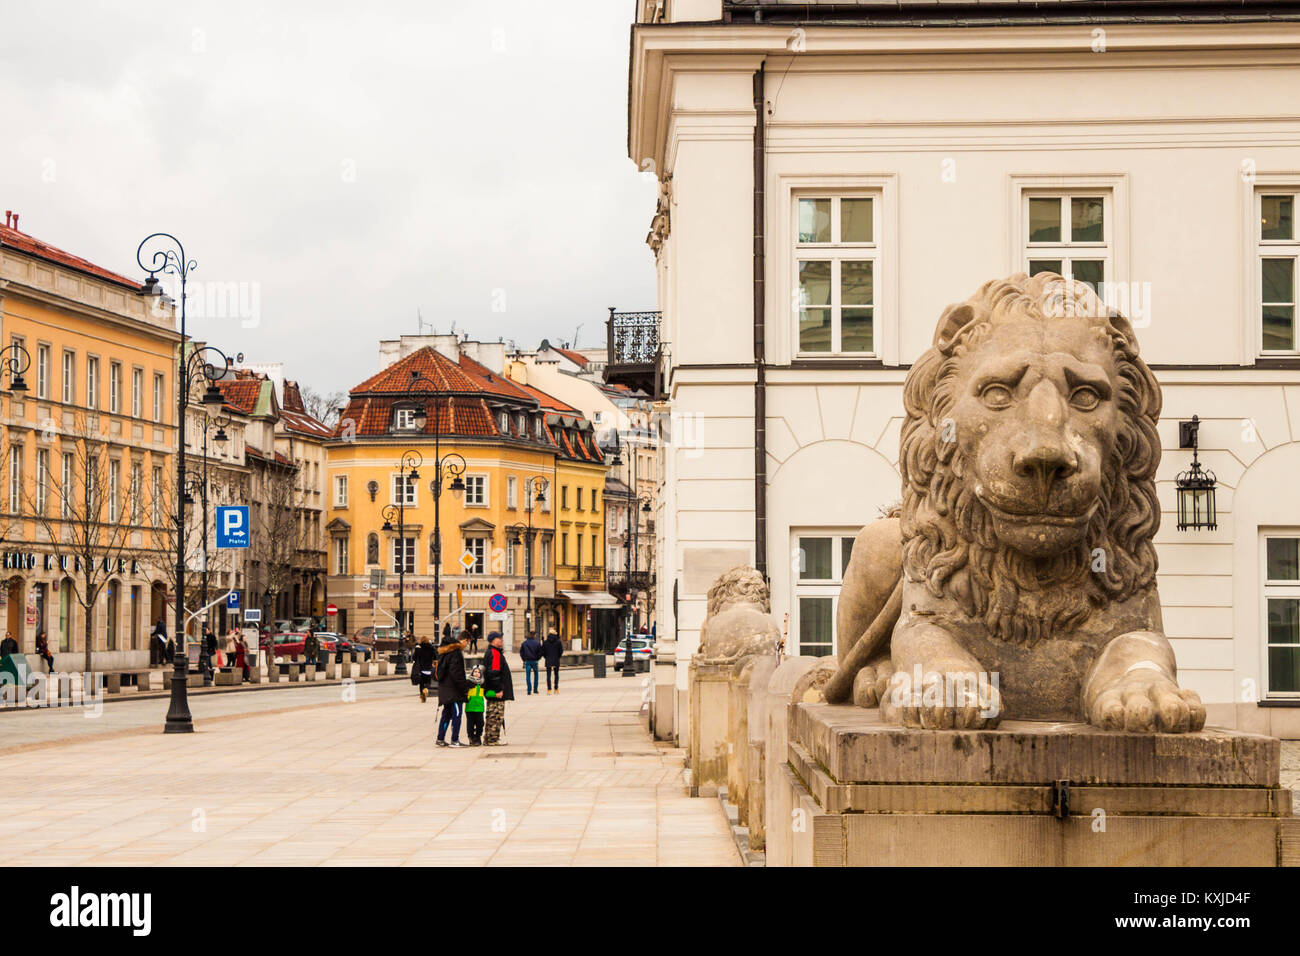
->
1089, 676, 1206, 733
882, 667, 1001, 730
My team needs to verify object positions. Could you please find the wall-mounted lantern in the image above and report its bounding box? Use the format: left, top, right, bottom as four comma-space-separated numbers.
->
1175, 415, 1217, 531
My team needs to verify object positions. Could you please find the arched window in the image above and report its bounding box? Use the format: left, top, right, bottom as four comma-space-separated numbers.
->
366, 533, 380, 566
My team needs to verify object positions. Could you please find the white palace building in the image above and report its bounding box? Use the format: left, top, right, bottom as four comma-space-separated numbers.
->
612, 0, 1300, 739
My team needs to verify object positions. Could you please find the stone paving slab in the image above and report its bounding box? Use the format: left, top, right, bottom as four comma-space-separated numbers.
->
0, 674, 739, 867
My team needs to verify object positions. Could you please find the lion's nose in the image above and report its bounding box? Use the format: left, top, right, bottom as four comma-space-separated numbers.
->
1012, 439, 1079, 507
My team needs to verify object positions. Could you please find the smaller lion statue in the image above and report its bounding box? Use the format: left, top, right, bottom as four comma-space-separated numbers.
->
698, 566, 781, 662
819, 273, 1206, 735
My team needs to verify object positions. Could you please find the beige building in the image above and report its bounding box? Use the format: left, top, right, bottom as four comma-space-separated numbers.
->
620, 0, 1300, 738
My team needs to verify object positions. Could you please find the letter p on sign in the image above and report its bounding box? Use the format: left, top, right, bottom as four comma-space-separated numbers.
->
216, 505, 250, 549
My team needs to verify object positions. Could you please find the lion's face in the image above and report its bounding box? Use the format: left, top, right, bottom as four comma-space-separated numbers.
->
949, 317, 1118, 558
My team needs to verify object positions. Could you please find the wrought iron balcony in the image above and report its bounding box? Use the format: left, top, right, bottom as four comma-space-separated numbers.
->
604, 308, 663, 397
608, 570, 654, 595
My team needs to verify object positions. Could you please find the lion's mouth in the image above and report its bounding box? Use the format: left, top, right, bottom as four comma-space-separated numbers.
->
977, 491, 1098, 527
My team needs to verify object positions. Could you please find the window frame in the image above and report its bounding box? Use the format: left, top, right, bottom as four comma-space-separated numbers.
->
131, 367, 143, 418
153, 372, 165, 423
792, 192, 880, 358
333, 474, 348, 508
86, 355, 100, 410
1020, 191, 1112, 293
390, 536, 416, 574
506, 475, 518, 510
62, 350, 76, 404
109, 360, 122, 414
390, 472, 417, 507
1256, 188, 1299, 357
36, 343, 50, 400
791, 530, 859, 658
464, 473, 488, 508
1262, 532, 1300, 699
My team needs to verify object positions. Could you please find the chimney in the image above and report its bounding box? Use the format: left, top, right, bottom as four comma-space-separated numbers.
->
10, 213, 17, 231
3, 211, 10, 228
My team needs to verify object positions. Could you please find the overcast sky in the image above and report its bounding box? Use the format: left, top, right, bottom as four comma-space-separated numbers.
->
0, 0, 657, 397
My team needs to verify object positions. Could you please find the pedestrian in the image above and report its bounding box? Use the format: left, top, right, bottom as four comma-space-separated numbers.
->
480, 631, 514, 746
435, 629, 469, 747
519, 631, 542, 695
151, 616, 168, 665
442, 622, 451, 644
35, 630, 54, 673
412, 635, 436, 702
0, 631, 18, 657
303, 630, 319, 667
200, 625, 217, 680
465, 666, 486, 746
224, 628, 238, 670
470, 624, 481, 654
233, 632, 248, 682
165, 637, 175, 664
542, 630, 564, 695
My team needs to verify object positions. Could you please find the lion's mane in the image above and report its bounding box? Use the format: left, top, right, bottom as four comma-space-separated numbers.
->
898, 273, 1161, 646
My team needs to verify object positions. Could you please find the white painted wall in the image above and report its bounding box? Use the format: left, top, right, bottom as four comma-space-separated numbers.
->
636, 21, 1300, 736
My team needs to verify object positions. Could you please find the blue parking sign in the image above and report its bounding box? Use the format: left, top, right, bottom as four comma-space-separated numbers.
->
215, 505, 250, 549
226, 591, 241, 610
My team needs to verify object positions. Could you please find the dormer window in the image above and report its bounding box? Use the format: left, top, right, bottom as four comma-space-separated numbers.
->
534, 416, 544, 439
517, 413, 526, 435
499, 410, 510, 434
394, 406, 424, 431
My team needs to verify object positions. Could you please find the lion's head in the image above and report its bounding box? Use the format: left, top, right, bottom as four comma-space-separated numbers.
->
706, 566, 771, 617
899, 273, 1161, 646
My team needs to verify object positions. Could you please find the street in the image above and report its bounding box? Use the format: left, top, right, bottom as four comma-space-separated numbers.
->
0, 673, 739, 866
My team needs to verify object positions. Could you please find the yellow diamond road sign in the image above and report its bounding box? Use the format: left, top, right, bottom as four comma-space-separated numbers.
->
459, 551, 476, 571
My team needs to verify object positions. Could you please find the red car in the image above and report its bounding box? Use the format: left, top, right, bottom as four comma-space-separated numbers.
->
265, 631, 337, 659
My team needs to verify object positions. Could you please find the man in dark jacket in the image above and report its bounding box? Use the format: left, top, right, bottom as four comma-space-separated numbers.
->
412, 636, 437, 702
541, 631, 564, 695
481, 632, 514, 746
436, 630, 470, 747
200, 625, 217, 681
518, 632, 543, 695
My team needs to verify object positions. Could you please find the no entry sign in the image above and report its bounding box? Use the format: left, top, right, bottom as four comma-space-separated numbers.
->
326, 603, 338, 616
488, 593, 508, 613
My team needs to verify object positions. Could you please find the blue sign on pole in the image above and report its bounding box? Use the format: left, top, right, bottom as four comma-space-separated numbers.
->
226, 591, 241, 610
215, 505, 250, 549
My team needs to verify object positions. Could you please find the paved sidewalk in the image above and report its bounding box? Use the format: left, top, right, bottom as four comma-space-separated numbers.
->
0, 673, 739, 867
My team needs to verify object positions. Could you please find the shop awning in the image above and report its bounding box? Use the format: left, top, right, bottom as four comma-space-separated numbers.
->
558, 590, 622, 608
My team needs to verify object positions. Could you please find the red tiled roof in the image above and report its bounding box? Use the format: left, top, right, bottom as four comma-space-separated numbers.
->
280, 408, 333, 439
216, 379, 263, 415
553, 346, 589, 369
282, 380, 306, 413
350, 346, 481, 395
513, 381, 579, 415
0, 219, 141, 289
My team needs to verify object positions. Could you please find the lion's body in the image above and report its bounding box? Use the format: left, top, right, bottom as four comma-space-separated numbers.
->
826, 273, 1205, 732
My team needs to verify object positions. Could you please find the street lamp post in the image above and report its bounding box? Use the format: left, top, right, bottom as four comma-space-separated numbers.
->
196, 398, 232, 635
138, 234, 228, 734
381, 449, 421, 676
610, 438, 651, 676
506, 476, 550, 639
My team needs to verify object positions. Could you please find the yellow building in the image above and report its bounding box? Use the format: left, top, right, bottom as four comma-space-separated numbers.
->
515, 383, 612, 646
0, 212, 178, 670
327, 341, 609, 648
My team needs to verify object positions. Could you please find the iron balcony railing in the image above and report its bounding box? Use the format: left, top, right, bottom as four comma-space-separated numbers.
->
606, 309, 661, 366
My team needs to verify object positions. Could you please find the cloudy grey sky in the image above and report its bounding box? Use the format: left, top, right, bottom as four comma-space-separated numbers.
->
0, 0, 657, 397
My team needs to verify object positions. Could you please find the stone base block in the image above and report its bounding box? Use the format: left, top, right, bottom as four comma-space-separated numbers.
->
777, 703, 1296, 867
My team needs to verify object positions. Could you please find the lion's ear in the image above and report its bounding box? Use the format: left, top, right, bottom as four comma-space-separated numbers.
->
933, 304, 976, 351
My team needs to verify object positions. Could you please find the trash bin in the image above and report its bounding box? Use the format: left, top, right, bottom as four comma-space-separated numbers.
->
592, 654, 607, 679
635, 657, 650, 674
317, 649, 329, 669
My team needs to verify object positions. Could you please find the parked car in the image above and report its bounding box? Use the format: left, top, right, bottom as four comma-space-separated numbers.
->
354, 625, 403, 652
611, 637, 655, 671
317, 632, 372, 661
266, 631, 330, 660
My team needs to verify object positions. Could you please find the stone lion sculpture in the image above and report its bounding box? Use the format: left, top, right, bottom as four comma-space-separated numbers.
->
822, 272, 1206, 734
698, 566, 781, 662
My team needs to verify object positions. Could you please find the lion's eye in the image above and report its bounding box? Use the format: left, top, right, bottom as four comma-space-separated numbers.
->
1070, 387, 1101, 411
981, 384, 1013, 409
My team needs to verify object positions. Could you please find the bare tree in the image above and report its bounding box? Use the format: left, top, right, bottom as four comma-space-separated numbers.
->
297, 385, 345, 427
141, 467, 237, 636
26, 413, 146, 672
251, 457, 303, 623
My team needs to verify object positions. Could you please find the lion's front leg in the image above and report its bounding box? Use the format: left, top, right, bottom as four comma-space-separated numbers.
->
883, 621, 1001, 729
1083, 630, 1206, 733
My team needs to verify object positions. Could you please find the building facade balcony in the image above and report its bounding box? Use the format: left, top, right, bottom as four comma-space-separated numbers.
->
603, 308, 663, 398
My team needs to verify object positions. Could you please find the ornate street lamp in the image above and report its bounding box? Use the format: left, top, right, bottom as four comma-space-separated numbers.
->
1176, 415, 1217, 531
138, 232, 211, 734
381, 448, 422, 675
506, 476, 550, 639
609, 437, 652, 676
0, 342, 31, 393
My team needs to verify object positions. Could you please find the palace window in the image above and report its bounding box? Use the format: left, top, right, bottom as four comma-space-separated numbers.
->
334, 537, 348, 575
390, 472, 417, 507
1023, 193, 1109, 293
334, 474, 348, 507
35, 448, 48, 514
36, 344, 50, 400
129, 462, 141, 523
464, 536, 487, 575
506, 475, 517, 510
464, 474, 487, 507
131, 368, 143, 418
8, 445, 21, 514
1264, 534, 1300, 697
792, 531, 858, 658
108, 459, 121, 522
62, 351, 75, 404
393, 407, 417, 431
86, 356, 100, 410
391, 536, 416, 574
151, 465, 162, 525
153, 373, 165, 423
538, 535, 551, 576
1259, 191, 1298, 354
795, 194, 877, 356
109, 361, 122, 414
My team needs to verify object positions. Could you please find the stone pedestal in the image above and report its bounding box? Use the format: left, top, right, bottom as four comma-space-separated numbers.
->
688, 659, 732, 794
777, 703, 1298, 867
650, 643, 676, 742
